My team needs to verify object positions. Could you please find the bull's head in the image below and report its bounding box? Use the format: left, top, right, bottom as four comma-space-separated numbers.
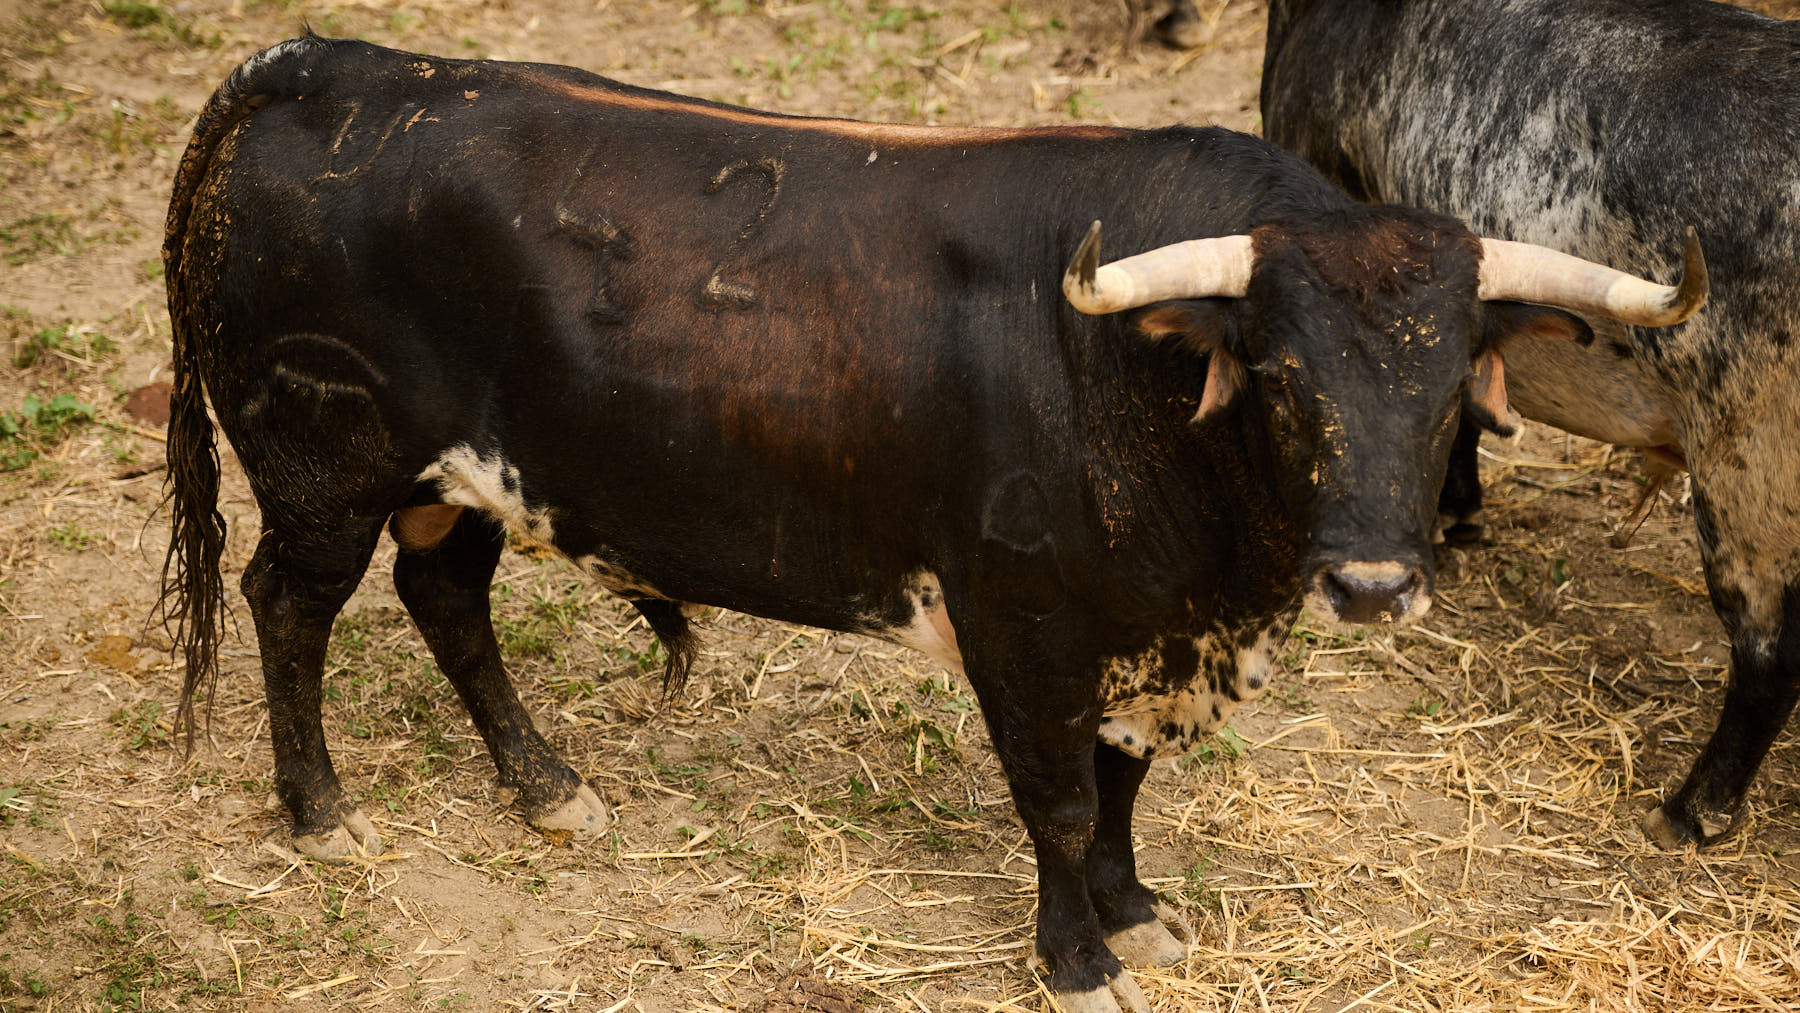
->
1064, 209, 1704, 625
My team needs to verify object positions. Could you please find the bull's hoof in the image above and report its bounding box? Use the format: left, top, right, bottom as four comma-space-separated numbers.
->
1642, 803, 1734, 849
1056, 970, 1151, 1013
292, 807, 383, 862
530, 783, 610, 841
1151, 901, 1195, 942
1434, 509, 1484, 546
1105, 916, 1187, 967
1154, 9, 1208, 50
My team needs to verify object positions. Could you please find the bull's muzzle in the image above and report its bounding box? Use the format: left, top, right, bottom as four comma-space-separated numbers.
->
1307, 560, 1431, 625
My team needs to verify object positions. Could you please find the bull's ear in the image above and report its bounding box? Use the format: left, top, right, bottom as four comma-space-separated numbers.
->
1464, 348, 1516, 437
1482, 301, 1593, 347
1133, 300, 1244, 423
1468, 302, 1591, 436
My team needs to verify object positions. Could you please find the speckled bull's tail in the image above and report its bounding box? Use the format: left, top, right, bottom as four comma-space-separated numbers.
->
159, 34, 332, 751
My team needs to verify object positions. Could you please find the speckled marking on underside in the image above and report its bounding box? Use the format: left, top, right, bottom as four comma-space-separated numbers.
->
1097, 613, 1296, 760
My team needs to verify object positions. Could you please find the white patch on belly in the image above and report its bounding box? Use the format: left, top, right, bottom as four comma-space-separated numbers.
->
1097, 618, 1291, 761
417, 448, 687, 609
417, 446, 557, 543
878, 570, 964, 672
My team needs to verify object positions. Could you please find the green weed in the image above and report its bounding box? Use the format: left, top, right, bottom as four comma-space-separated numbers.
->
47, 524, 100, 551
1179, 725, 1248, 770
0, 213, 79, 265
108, 699, 166, 751
101, 1, 223, 48
2, 392, 96, 471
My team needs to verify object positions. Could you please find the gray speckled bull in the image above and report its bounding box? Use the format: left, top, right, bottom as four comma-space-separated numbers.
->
1262, 0, 1800, 849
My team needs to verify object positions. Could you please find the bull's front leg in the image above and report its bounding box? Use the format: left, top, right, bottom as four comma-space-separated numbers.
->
1436, 416, 1486, 544
964, 646, 1149, 1013
1088, 743, 1191, 967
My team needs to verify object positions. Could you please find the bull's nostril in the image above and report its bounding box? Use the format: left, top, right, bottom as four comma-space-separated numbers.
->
1318, 561, 1426, 623
1322, 571, 1356, 618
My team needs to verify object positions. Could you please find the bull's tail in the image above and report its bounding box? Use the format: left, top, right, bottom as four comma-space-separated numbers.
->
632, 599, 699, 696
159, 35, 331, 751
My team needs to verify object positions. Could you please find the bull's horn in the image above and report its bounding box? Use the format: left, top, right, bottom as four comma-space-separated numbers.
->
1477, 226, 1707, 327
1063, 220, 1255, 315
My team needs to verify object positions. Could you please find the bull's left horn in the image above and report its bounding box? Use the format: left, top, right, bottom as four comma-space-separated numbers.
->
1063, 220, 1255, 315
1477, 226, 1707, 327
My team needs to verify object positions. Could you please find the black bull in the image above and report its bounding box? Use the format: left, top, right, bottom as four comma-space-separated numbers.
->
161, 36, 1699, 1011
1262, 0, 1800, 850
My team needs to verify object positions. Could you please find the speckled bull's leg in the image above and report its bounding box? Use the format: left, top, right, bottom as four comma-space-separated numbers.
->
242, 519, 387, 861
392, 511, 605, 839
1089, 744, 1190, 967
1645, 604, 1800, 848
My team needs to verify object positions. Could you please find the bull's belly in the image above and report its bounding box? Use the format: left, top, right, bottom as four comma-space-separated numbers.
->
1096, 612, 1295, 760
416, 444, 928, 631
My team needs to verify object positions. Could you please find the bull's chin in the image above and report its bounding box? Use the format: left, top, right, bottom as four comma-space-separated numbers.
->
1303, 559, 1434, 626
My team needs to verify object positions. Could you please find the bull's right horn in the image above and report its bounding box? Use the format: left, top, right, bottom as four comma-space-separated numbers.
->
1063, 220, 1256, 315
1477, 226, 1707, 327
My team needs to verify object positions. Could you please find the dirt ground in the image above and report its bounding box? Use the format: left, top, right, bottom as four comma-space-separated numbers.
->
2, 1, 1797, 1011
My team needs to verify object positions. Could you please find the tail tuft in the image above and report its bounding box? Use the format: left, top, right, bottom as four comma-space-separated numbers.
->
631, 599, 699, 697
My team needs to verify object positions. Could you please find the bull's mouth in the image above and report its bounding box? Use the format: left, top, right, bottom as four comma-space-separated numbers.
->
1304, 559, 1432, 624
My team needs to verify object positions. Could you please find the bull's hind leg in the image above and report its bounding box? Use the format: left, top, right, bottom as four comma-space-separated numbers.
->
242, 518, 387, 860
1088, 744, 1190, 967
391, 509, 608, 839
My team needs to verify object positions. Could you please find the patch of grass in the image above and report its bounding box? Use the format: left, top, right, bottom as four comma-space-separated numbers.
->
100, 1, 223, 48
1064, 85, 1101, 119
1, 715, 60, 744
1406, 693, 1445, 720
103, 95, 185, 158
47, 524, 100, 551
12, 321, 116, 368
0, 213, 79, 265
0, 965, 51, 1000
2, 392, 97, 472
0, 785, 30, 826
101, 1, 162, 29
1179, 725, 1248, 770
107, 699, 167, 751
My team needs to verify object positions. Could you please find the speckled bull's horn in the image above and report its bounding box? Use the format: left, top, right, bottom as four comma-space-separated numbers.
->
1477, 226, 1708, 327
1063, 220, 1256, 314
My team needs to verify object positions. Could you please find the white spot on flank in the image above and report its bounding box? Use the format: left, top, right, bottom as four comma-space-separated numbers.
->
879, 570, 963, 671
417, 446, 557, 544
866, 149, 878, 164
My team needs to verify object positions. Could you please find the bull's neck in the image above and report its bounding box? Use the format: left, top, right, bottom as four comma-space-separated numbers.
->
1075, 365, 1305, 612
